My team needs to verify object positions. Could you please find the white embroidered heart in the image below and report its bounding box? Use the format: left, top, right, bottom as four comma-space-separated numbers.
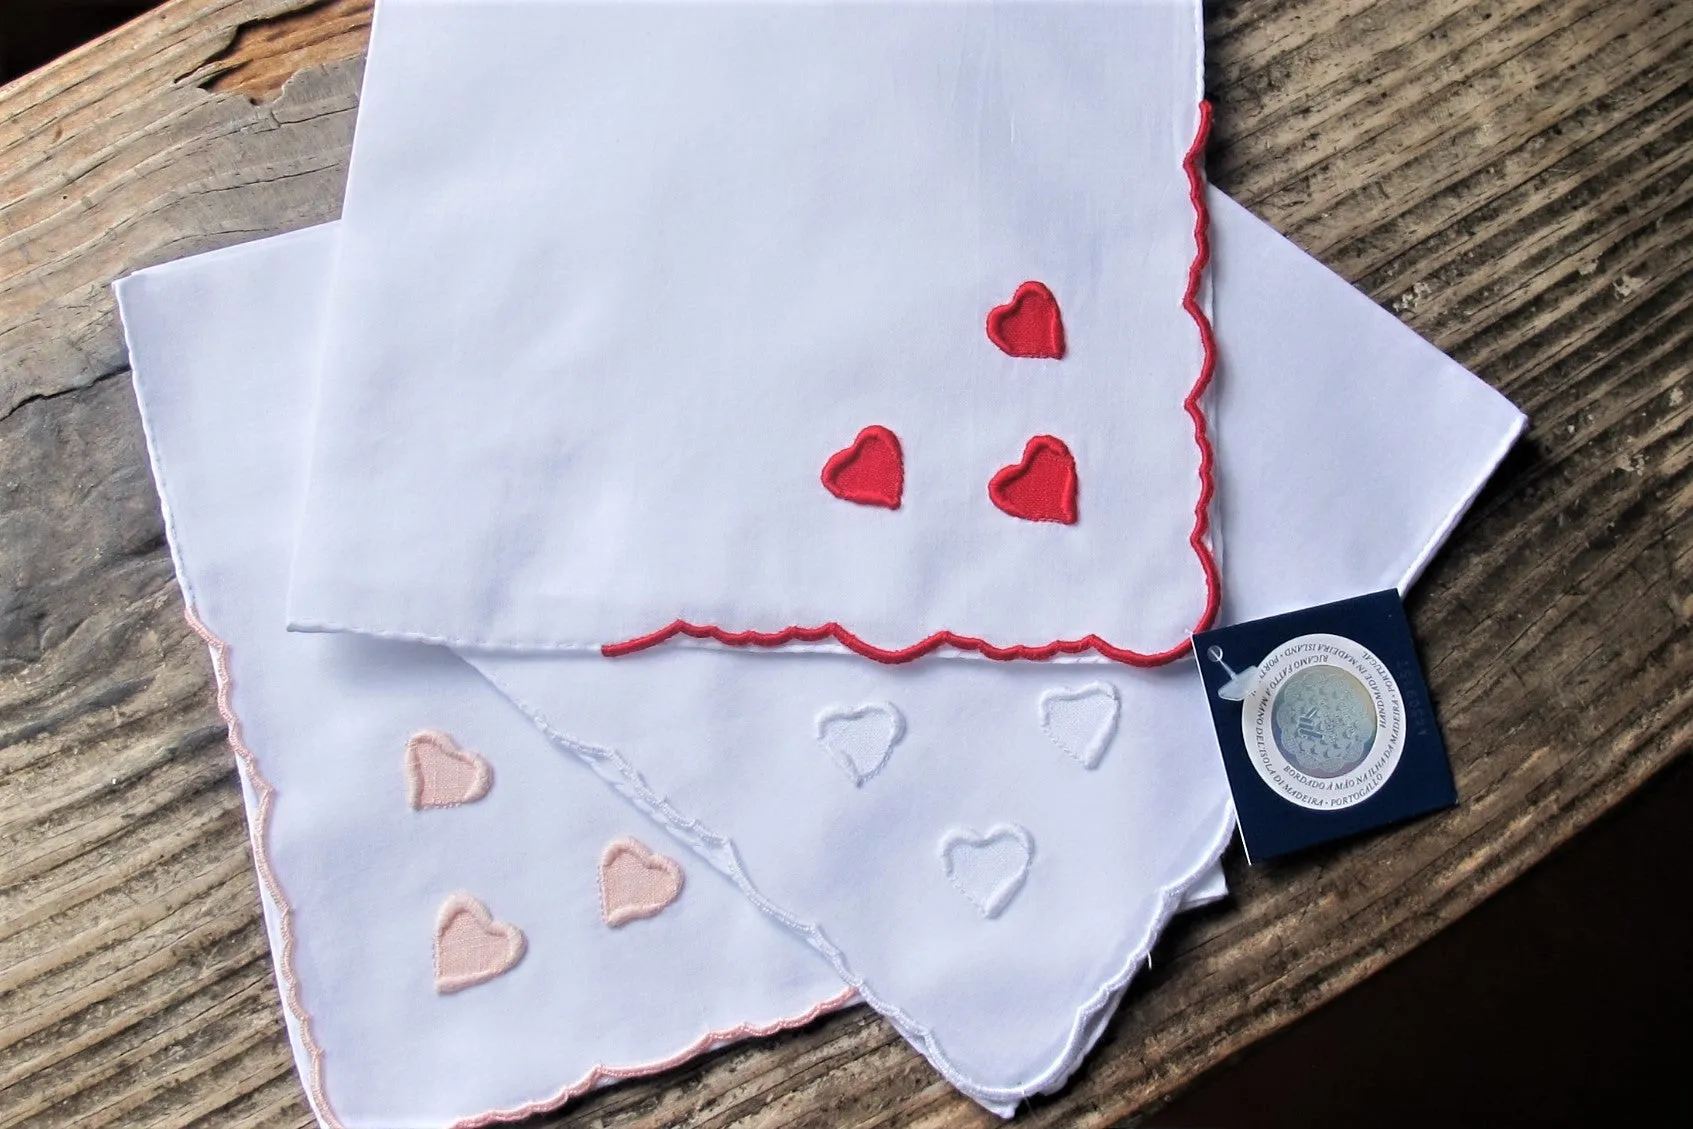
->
815, 701, 905, 786
599, 837, 685, 927
434, 894, 525, 993
938, 824, 1035, 919
1037, 682, 1121, 769
405, 729, 493, 809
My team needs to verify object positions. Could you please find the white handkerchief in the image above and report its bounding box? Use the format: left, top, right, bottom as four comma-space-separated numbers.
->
116, 227, 853, 1129
290, 0, 1219, 662
461, 190, 1525, 1112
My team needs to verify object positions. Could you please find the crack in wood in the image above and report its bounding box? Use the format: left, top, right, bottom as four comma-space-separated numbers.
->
0, 363, 128, 424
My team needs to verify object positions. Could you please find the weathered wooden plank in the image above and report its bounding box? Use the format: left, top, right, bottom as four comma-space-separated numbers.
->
1, 0, 1687, 1125
0, 0, 362, 417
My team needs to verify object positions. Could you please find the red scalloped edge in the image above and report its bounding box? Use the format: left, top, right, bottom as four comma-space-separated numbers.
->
604, 102, 1222, 667
181, 608, 858, 1129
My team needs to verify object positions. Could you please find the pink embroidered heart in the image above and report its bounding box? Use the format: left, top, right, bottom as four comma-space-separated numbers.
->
599, 837, 685, 927
986, 281, 1066, 359
405, 730, 493, 809
434, 893, 526, 993
989, 435, 1079, 524
821, 425, 903, 509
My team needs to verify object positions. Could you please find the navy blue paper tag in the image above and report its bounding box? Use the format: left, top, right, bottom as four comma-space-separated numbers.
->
1192, 589, 1455, 861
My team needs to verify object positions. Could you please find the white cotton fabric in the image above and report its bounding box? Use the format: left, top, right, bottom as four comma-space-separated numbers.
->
115, 222, 1228, 1127
289, 0, 1217, 660
462, 190, 1526, 1112
114, 227, 852, 1129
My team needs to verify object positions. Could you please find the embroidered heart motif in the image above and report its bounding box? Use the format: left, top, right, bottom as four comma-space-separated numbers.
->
1038, 682, 1122, 769
599, 837, 686, 927
989, 435, 1079, 524
938, 824, 1035, 919
986, 281, 1066, 359
434, 894, 525, 993
815, 702, 906, 786
821, 425, 904, 509
405, 730, 493, 809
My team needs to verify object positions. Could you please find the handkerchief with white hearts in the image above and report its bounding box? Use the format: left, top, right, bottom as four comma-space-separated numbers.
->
288, 0, 1219, 663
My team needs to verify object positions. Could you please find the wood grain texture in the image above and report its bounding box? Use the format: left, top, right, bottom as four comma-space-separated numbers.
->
1, 0, 1688, 1125
0, 0, 362, 419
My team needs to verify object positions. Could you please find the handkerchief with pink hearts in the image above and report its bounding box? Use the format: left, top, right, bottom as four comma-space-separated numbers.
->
116, 228, 855, 1129
287, 0, 1219, 663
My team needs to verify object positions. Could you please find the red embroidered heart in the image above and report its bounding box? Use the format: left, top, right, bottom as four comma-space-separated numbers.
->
989, 435, 1078, 524
821, 425, 903, 509
986, 281, 1065, 359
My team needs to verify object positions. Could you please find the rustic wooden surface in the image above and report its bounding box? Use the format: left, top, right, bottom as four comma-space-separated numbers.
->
1, 0, 1688, 1124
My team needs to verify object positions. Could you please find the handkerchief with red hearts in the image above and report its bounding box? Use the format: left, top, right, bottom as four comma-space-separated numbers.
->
288, 3, 1222, 666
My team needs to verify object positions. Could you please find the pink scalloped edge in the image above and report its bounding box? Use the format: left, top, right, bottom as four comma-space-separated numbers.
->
183, 607, 340, 1124
447, 984, 859, 1129
181, 608, 858, 1129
